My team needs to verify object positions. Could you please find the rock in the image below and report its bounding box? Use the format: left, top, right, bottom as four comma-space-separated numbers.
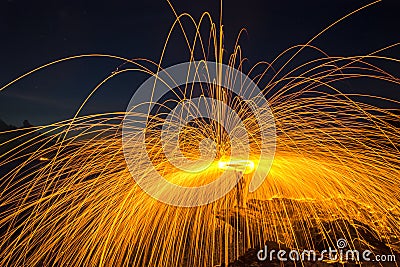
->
216, 198, 399, 266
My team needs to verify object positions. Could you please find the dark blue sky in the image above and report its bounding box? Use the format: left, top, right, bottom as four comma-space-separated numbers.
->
0, 0, 399, 126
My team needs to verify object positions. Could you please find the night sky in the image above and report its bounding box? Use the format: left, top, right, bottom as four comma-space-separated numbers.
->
0, 0, 399, 126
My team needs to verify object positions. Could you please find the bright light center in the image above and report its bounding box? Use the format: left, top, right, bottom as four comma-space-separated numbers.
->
217, 159, 255, 174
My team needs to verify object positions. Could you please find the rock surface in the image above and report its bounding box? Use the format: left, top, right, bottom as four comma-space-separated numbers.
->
216, 198, 399, 266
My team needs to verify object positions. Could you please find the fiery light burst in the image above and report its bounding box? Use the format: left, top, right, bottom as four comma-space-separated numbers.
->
1, 2, 400, 266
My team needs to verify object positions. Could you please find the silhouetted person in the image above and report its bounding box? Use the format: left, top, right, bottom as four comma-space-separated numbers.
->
235, 171, 248, 208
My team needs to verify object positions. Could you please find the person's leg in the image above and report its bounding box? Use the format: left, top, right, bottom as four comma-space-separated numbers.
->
235, 171, 247, 208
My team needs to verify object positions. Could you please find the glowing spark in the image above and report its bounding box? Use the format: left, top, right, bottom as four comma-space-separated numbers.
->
218, 159, 255, 174
0, 2, 399, 266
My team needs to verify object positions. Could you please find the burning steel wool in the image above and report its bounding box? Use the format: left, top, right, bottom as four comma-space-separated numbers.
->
0, 1, 399, 266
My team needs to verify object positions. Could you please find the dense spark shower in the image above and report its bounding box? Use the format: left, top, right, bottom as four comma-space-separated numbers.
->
0, 2, 399, 266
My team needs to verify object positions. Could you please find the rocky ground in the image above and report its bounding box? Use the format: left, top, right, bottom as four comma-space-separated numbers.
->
216, 199, 399, 266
